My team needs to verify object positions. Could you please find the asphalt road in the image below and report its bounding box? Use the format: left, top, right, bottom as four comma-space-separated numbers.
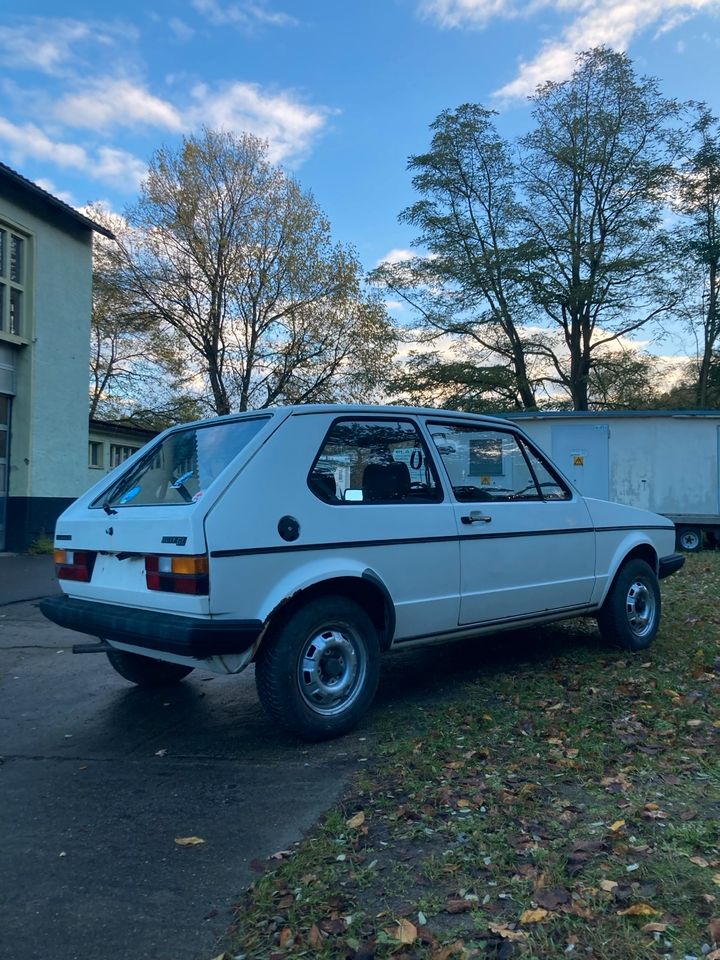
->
0, 598, 376, 960
0, 571, 584, 960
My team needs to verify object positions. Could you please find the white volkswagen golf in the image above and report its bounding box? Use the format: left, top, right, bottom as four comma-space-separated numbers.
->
41, 405, 684, 740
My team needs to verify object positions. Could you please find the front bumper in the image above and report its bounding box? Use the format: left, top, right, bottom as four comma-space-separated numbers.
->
659, 553, 685, 580
39, 595, 263, 659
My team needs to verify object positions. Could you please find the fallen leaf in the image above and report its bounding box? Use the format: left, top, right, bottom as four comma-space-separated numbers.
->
690, 856, 710, 868
600, 879, 618, 892
346, 811, 366, 829
707, 951, 720, 960
609, 820, 626, 832
641, 923, 669, 933
535, 887, 572, 911
617, 903, 659, 917
487, 923, 527, 941
445, 899, 473, 914
175, 836, 205, 846
279, 927, 293, 947
431, 940, 466, 960
384, 919, 417, 944
714, 875, 720, 887
709, 918, 720, 944
308, 924, 323, 948
520, 908, 549, 924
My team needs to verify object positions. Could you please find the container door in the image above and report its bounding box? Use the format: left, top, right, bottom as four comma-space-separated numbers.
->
0, 395, 9, 551
551, 424, 609, 500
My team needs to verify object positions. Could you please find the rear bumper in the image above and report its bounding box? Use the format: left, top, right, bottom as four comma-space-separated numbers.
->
39, 595, 263, 659
659, 553, 685, 580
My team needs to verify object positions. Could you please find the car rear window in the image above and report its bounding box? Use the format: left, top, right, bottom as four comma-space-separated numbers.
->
93, 417, 270, 509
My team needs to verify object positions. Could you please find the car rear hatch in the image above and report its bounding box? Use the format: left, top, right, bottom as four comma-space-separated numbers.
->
53, 412, 281, 613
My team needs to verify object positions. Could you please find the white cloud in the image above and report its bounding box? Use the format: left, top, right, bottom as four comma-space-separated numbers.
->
0, 18, 136, 75
34, 177, 76, 205
419, 0, 720, 100
191, 0, 298, 28
0, 116, 146, 189
168, 18, 196, 41
187, 82, 330, 163
376, 248, 417, 266
54, 79, 183, 132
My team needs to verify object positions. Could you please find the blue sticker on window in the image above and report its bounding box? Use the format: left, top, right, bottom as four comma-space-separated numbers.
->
119, 485, 141, 504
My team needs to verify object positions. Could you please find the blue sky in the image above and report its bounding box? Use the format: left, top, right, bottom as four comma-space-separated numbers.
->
1, 0, 720, 277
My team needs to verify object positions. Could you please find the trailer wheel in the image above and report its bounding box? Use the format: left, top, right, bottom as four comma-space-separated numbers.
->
106, 649, 194, 685
597, 559, 661, 652
676, 526, 702, 553
255, 595, 380, 741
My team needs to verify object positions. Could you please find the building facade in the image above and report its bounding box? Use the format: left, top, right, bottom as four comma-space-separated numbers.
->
0, 163, 112, 551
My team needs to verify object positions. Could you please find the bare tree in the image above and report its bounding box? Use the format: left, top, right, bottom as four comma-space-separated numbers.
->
120, 128, 395, 415
520, 48, 680, 409
674, 103, 720, 408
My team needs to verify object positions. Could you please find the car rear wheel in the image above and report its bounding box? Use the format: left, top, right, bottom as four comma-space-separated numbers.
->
255, 595, 380, 741
597, 559, 661, 651
106, 649, 194, 685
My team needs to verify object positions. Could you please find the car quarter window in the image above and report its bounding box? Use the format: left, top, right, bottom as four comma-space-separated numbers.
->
308, 418, 442, 504
427, 422, 570, 502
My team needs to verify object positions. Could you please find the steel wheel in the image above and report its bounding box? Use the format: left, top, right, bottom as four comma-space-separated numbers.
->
298, 626, 367, 716
677, 527, 702, 552
624, 577, 657, 640
255, 595, 381, 740
597, 558, 661, 651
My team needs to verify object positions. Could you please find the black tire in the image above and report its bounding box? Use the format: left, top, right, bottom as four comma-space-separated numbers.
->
597, 559, 661, 651
255, 595, 380, 741
676, 526, 702, 553
106, 649, 194, 686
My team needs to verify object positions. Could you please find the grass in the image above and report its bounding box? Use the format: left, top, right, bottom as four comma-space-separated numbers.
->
223, 554, 720, 960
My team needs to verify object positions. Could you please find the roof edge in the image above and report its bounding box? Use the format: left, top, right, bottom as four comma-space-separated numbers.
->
0, 162, 115, 239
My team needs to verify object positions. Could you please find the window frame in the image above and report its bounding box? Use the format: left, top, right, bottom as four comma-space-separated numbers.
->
307, 415, 445, 505
88, 440, 104, 469
0, 221, 30, 340
426, 419, 571, 504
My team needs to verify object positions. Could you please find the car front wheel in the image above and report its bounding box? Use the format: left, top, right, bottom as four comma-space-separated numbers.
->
597, 558, 661, 651
255, 595, 380, 741
106, 649, 194, 685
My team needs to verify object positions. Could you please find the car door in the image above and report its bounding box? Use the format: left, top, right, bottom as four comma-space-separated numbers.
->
425, 419, 596, 627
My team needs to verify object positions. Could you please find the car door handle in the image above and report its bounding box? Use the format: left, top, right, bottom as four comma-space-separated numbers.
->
461, 511, 492, 525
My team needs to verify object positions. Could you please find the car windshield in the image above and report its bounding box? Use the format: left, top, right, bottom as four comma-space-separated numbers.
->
94, 417, 270, 509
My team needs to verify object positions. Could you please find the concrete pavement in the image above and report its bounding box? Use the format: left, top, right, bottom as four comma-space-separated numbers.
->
0, 552, 60, 606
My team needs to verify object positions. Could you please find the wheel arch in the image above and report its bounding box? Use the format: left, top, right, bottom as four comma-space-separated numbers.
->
601, 541, 659, 605
257, 571, 395, 658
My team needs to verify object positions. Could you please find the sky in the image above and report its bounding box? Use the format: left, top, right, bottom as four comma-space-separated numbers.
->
1, 0, 720, 298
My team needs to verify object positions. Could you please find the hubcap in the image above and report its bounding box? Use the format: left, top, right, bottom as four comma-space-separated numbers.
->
298, 627, 366, 716
625, 579, 656, 637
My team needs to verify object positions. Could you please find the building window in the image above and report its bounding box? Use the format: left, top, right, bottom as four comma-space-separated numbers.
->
0, 225, 28, 337
110, 444, 139, 468
88, 441, 104, 468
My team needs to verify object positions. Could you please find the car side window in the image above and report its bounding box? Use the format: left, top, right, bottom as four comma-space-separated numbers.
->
427, 422, 570, 502
309, 418, 443, 504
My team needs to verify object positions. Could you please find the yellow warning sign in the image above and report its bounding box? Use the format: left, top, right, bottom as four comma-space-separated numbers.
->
573, 455, 585, 466
481, 476, 491, 485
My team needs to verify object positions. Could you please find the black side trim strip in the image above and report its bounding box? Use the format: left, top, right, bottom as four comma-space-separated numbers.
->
395, 603, 598, 643
211, 524, 667, 559
39, 596, 262, 658
595, 524, 673, 533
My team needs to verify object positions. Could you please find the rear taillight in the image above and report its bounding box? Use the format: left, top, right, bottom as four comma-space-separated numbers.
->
145, 555, 209, 595
54, 549, 96, 582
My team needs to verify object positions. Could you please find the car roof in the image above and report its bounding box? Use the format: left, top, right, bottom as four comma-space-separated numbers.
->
168, 403, 517, 432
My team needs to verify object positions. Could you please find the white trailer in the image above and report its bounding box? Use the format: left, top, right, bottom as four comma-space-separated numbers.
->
505, 410, 720, 552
